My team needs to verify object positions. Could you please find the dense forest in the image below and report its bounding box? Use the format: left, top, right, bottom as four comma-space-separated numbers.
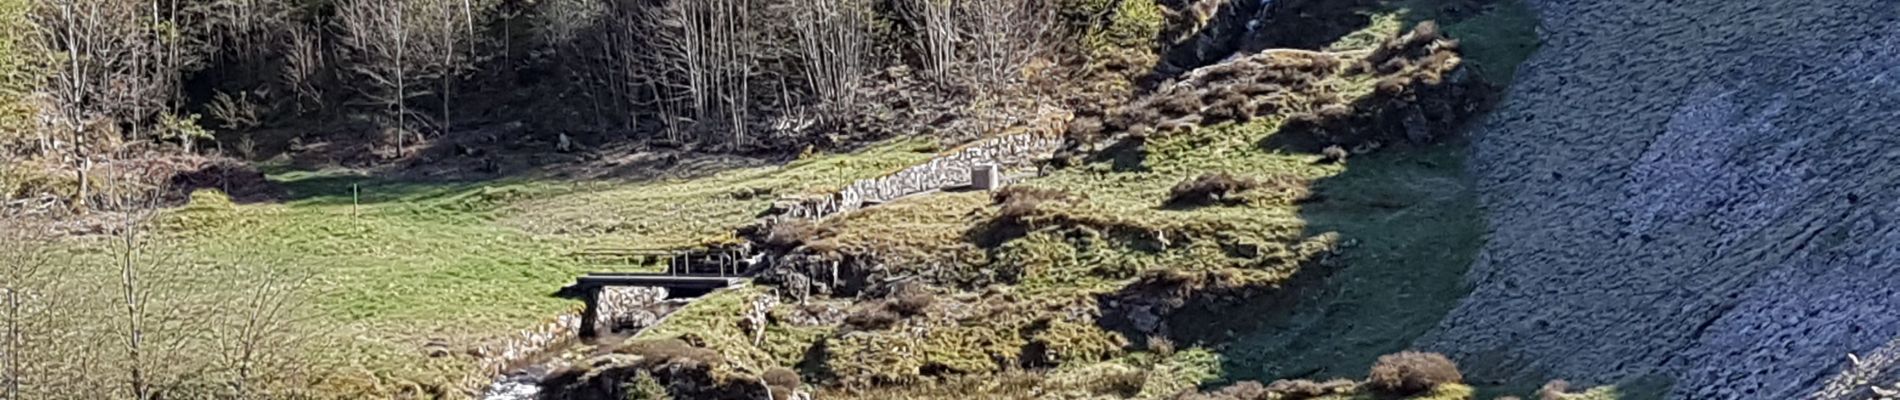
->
0, 0, 1190, 210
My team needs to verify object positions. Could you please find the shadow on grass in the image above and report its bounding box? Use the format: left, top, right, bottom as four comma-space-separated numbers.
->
1197, 0, 1538, 383
1088, 0, 1533, 386
1083, 137, 1480, 387
1215, 140, 1483, 384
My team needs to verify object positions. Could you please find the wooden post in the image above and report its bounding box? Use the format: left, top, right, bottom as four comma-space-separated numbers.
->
579, 286, 600, 338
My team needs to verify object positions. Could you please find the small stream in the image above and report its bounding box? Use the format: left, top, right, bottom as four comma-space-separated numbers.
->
480, 287, 689, 400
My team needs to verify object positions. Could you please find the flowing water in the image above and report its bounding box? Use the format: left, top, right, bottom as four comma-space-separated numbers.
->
481, 287, 687, 400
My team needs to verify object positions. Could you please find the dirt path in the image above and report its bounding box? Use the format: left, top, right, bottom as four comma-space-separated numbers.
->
1420, 0, 1900, 398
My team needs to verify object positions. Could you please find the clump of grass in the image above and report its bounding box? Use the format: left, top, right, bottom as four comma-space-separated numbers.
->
843, 301, 902, 331
1166, 172, 1261, 207
1278, 20, 1490, 150
1185, 380, 1269, 400
993, 186, 1078, 218
763, 366, 801, 388
889, 283, 937, 315
614, 338, 730, 369
764, 219, 823, 250
842, 283, 938, 331
1095, 50, 1345, 146
1279, 379, 1363, 398
1366, 351, 1463, 396
1146, 336, 1176, 356
1093, 367, 1148, 397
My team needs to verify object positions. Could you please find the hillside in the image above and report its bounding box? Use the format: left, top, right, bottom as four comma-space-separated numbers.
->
12, 0, 1809, 398
1420, 0, 1900, 398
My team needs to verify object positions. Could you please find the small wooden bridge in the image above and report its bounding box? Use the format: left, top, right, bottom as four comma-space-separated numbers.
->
567, 246, 754, 337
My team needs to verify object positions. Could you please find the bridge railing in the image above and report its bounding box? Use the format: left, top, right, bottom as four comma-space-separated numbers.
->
570, 245, 754, 277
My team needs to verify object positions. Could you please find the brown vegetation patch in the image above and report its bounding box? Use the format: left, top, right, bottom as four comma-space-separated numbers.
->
1366, 350, 1464, 396
1175, 378, 1359, 400
612, 338, 730, 369
1276, 22, 1494, 150
1165, 172, 1260, 207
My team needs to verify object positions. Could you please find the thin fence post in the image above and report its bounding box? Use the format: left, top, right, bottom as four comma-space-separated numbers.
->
352, 183, 360, 216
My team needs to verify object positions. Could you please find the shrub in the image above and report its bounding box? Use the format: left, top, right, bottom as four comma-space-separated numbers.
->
1319, 145, 1349, 164
1365, 351, 1463, 396
1166, 172, 1260, 207
1536, 380, 1572, 400
615, 338, 727, 369
620, 371, 670, 400
890, 283, 936, 316
993, 186, 1075, 221
1067, 116, 1106, 140
1177, 380, 1266, 400
762, 367, 801, 388
764, 219, 820, 250
1266, 378, 1357, 399
843, 302, 901, 330
1093, 368, 1148, 397
1146, 336, 1175, 357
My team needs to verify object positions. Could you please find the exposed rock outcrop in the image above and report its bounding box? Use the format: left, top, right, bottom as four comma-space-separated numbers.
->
1421, 0, 1900, 398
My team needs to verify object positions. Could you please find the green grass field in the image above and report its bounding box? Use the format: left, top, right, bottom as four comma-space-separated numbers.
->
26, 140, 937, 398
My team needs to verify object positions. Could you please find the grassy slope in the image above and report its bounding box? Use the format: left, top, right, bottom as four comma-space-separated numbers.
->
1202, 0, 1543, 394
1213, 0, 1542, 391
621, 1, 1544, 399
26, 0, 1539, 397
50, 140, 935, 397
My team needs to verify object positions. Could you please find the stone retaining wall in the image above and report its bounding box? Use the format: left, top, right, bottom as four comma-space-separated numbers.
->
473, 112, 1068, 392
778, 132, 1064, 221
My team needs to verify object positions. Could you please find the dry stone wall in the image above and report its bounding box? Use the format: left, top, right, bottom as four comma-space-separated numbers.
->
471, 287, 677, 392
474, 126, 1065, 393
777, 132, 1064, 221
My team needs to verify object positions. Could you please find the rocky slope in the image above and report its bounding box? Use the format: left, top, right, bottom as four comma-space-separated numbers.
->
1420, 0, 1900, 398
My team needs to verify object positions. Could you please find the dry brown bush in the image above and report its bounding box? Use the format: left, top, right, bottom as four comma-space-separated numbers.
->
1166, 172, 1261, 207
1265, 378, 1357, 399
762, 366, 801, 388
1146, 336, 1176, 357
1365, 350, 1463, 396
1094, 368, 1147, 397
614, 338, 728, 369
1175, 380, 1265, 400
1536, 380, 1574, 400
889, 283, 936, 316
843, 301, 901, 330
765, 219, 822, 250
992, 186, 1076, 221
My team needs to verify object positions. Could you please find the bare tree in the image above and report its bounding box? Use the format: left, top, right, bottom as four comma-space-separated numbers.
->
791, 0, 876, 127
93, 164, 212, 400
0, 214, 58, 400
33, 0, 148, 210
637, 0, 758, 146
895, 0, 956, 83
282, 24, 325, 114
210, 261, 316, 399
335, 0, 413, 156
963, 0, 1056, 88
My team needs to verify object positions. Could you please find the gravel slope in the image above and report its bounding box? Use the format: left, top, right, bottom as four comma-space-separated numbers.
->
1419, 1, 1900, 398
